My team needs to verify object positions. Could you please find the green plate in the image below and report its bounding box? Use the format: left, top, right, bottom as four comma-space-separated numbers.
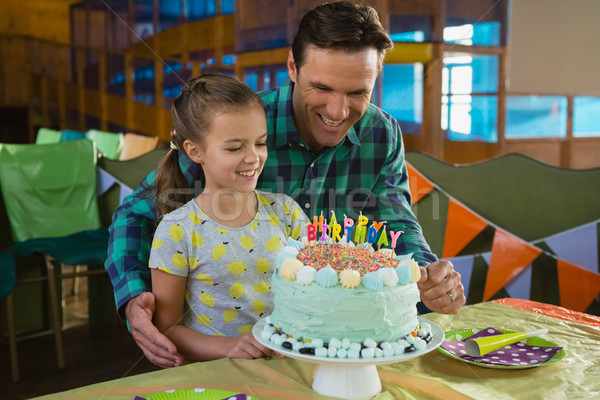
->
437, 328, 566, 369
138, 388, 258, 400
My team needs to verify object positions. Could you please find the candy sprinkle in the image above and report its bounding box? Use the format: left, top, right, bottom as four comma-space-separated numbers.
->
297, 243, 400, 276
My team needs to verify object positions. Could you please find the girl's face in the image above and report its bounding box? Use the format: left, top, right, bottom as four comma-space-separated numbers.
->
187, 104, 268, 196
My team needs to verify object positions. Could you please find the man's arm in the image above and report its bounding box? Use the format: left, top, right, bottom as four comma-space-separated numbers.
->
369, 119, 436, 265
369, 118, 465, 313
105, 172, 158, 317
104, 169, 185, 367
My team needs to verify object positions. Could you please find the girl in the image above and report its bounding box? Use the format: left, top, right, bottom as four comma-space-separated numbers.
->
148, 74, 307, 362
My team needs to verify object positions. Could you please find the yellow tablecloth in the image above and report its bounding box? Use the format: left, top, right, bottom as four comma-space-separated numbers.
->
34, 302, 600, 400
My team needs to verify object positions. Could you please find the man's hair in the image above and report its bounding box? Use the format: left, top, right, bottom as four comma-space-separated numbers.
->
291, 1, 393, 71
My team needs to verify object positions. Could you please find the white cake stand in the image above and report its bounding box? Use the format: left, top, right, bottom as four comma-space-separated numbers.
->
253, 316, 443, 400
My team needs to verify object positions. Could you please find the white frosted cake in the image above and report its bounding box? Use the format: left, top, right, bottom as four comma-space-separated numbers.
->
260, 238, 433, 359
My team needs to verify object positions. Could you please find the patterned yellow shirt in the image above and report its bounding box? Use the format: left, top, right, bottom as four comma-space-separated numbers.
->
149, 191, 308, 336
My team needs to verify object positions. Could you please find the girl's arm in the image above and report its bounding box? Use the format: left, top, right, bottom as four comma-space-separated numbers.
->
151, 269, 273, 361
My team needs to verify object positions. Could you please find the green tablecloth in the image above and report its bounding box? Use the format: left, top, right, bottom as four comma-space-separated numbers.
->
33, 302, 600, 399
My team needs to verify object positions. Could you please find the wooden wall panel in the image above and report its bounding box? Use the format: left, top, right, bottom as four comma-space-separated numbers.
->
64, 83, 79, 110
131, 101, 157, 136
504, 141, 563, 167
46, 80, 59, 103
105, 94, 127, 127
84, 88, 101, 118
569, 140, 600, 169
28, 0, 79, 45
0, 36, 31, 105
444, 141, 499, 164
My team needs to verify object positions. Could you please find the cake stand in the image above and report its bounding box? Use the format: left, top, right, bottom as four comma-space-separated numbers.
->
253, 316, 443, 400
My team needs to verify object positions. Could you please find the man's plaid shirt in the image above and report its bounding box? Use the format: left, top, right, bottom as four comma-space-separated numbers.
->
105, 77, 437, 317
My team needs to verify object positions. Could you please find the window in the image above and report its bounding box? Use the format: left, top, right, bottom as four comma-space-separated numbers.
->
444, 22, 500, 46
574, 96, 600, 137
442, 53, 499, 142
379, 64, 424, 136
505, 96, 567, 139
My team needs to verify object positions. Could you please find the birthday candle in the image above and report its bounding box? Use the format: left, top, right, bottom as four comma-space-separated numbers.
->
357, 214, 369, 230
367, 226, 378, 244
307, 224, 317, 242
377, 226, 389, 247
330, 211, 338, 227
389, 230, 403, 250
372, 221, 383, 231
313, 215, 323, 233
344, 225, 355, 243
320, 223, 330, 241
354, 226, 367, 244
331, 223, 342, 242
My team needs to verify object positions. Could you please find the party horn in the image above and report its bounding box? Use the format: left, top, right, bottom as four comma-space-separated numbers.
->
464, 328, 548, 357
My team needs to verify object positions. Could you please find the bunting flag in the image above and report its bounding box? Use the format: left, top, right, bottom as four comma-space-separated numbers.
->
557, 259, 600, 312
119, 183, 134, 205
544, 221, 599, 274
442, 198, 489, 258
446, 255, 475, 301
505, 263, 533, 301
483, 229, 542, 301
406, 162, 435, 205
96, 167, 117, 196
96, 167, 134, 205
408, 162, 599, 314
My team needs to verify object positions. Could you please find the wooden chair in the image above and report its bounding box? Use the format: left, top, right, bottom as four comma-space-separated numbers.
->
119, 133, 160, 161
86, 129, 124, 160
0, 251, 18, 382
0, 139, 109, 381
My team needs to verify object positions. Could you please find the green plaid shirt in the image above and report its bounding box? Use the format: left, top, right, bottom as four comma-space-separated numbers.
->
105, 77, 436, 317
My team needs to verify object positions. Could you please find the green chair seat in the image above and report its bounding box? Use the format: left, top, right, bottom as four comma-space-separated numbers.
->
0, 140, 100, 242
0, 251, 16, 300
0, 139, 108, 379
35, 128, 62, 144
12, 228, 109, 266
86, 129, 124, 160
61, 129, 86, 142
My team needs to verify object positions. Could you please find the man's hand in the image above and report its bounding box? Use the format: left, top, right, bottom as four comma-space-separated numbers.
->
125, 292, 185, 368
417, 260, 465, 314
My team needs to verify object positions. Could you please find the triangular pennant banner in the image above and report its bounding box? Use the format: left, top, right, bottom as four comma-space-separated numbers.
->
447, 255, 475, 301
119, 183, 134, 205
505, 263, 532, 300
442, 198, 489, 258
545, 222, 599, 274
96, 167, 118, 196
406, 162, 435, 205
482, 252, 492, 265
483, 229, 542, 301
557, 259, 600, 312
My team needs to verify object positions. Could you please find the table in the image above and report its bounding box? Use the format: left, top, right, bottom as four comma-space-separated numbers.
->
33, 301, 600, 399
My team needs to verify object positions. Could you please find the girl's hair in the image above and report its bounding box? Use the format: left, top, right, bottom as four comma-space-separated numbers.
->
153, 73, 262, 217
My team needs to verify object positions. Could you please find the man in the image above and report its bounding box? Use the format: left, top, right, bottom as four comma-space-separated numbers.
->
105, 1, 464, 368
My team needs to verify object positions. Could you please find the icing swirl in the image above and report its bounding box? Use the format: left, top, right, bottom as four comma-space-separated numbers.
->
296, 265, 316, 286
314, 265, 338, 287
409, 259, 421, 283
279, 258, 303, 281
378, 268, 399, 287
339, 269, 361, 289
362, 271, 384, 291
286, 237, 305, 251
395, 264, 411, 285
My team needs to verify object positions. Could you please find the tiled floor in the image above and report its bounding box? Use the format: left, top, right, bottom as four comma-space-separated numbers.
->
1, 276, 159, 399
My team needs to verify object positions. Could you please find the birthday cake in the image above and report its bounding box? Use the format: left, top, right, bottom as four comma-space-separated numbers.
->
259, 215, 434, 359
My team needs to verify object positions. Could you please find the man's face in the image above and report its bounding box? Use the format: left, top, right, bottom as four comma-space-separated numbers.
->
288, 47, 379, 154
